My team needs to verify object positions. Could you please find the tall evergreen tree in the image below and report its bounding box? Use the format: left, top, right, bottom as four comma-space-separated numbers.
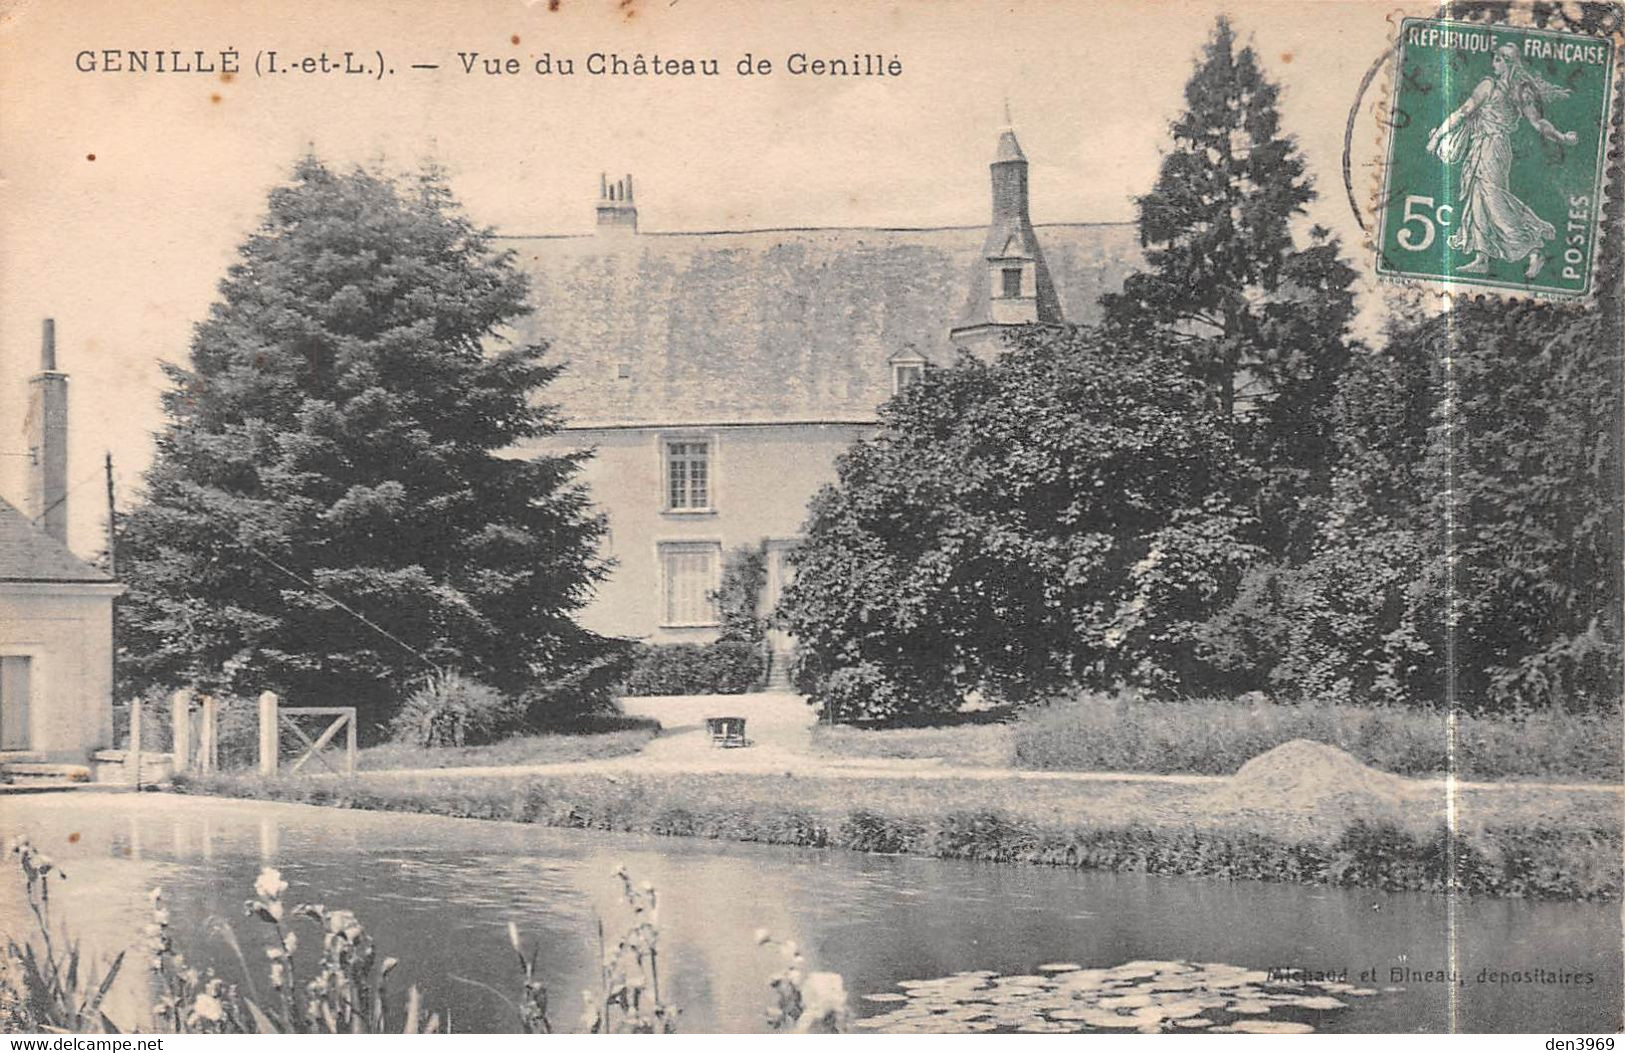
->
116, 156, 606, 718
1103, 16, 1357, 556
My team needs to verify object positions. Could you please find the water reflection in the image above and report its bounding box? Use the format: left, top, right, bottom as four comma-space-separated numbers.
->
1, 794, 1617, 1033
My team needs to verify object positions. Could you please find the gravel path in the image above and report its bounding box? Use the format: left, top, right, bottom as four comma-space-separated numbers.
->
353, 692, 1622, 796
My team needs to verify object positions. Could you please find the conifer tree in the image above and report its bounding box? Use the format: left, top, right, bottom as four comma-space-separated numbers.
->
1103, 16, 1357, 556
116, 156, 606, 718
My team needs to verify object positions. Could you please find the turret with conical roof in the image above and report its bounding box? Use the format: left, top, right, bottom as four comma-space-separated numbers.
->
949, 123, 1063, 358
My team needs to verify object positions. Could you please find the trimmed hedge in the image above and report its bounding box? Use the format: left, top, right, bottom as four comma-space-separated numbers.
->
623, 641, 765, 696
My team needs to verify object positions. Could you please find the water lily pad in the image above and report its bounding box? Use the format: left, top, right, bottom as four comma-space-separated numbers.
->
1157, 1001, 1209, 1019
1055, 968, 1111, 985
1098, 993, 1155, 1009
909, 1018, 972, 1033
1150, 978, 1200, 992
1231, 970, 1273, 985
1230, 1020, 1315, 1034
1118, 959, 1182, 972
1286, 995, 1347, 1011
1125, 1006, 1174, 1025
864, 956, 1372, 1034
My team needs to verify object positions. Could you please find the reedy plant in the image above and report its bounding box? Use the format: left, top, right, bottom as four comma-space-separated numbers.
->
6, 848, 846, 1034
756, 929, 849, 1033
241, 868, 436, 1033
2, 837, 125, 1033
578, 864, 678, 1033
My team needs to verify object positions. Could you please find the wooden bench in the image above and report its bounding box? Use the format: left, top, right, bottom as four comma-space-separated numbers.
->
705, 716, 748, 748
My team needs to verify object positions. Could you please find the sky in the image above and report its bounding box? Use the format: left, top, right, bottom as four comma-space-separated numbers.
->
0, 0, 1402, 555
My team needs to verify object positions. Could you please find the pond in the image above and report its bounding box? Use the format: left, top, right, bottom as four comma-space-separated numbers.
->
1, 793, 1618, 1033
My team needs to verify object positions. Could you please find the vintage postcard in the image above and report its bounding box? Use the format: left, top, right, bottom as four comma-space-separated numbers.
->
1, 0, 1620, 1039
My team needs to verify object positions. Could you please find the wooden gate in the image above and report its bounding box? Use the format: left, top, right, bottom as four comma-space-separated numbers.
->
256, 692, 357, 776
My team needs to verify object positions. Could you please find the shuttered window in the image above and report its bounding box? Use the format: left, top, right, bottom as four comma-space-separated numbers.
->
660, 543, 720, 626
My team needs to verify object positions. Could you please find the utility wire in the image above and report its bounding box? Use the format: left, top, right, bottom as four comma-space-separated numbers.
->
26, 471, 109, 528
207, 518, 442, 672
25, 460, 440, 671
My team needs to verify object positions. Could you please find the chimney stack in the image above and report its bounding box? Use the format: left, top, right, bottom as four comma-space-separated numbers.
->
26, 318, 69, 544
596, 173, 639, 235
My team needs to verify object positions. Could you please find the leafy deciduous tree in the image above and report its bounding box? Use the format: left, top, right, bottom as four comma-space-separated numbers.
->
781, 329, 1256, 721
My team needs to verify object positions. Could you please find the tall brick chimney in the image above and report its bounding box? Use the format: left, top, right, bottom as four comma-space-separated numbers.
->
596, 173, 638, 235
26, 318, 69, 544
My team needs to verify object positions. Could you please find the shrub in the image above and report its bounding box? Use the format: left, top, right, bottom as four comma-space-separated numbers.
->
810, 662, 954, 723
387, 671, 522, 748
716, 543, 769, 644
522, 640, 637, 725
623, 641, 765, 696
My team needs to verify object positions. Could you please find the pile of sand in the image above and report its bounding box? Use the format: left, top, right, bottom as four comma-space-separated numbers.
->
1203, 739, 1423, 832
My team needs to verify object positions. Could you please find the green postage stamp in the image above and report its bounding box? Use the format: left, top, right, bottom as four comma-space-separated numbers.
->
1376, 17, 1618, 298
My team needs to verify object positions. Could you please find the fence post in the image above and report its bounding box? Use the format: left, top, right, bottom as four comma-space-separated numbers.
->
199, 695, 219, 774
345, 711, 357, 774
126, 696, 143, 789
171, 689, 193, 774
258, 691, 279, 777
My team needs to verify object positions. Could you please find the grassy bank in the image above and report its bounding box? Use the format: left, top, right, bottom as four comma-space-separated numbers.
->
814, 696, 1623, 783
356, 722, 657, 771
176, 768, 1623, 901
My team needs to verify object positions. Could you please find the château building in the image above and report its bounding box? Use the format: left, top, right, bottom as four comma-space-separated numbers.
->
505, 127, 1139, 672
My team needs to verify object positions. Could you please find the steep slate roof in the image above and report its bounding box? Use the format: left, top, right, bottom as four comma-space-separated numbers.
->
500, 222, 1141, 429
0, 498, 112, 583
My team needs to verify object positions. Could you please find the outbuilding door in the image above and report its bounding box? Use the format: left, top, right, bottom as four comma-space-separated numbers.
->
0, 656, 31, 750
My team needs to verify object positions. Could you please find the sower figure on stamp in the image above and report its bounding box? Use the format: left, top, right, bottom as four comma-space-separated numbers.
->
1426, 42, 1578, 279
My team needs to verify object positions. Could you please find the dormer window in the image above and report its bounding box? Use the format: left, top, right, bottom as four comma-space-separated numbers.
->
891, 354, 928, 394
1000, 266, 1024, 299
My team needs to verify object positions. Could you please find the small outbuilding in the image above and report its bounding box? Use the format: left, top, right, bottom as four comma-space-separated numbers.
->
0, 320, 121, 762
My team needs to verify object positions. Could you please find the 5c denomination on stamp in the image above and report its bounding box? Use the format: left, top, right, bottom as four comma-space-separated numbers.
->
1376, 17, 1618, 298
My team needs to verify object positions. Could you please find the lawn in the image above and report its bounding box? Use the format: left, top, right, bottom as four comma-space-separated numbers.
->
814, 695, 1623, 784
355, 723, 657, 771
811, 721, 1014, 768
